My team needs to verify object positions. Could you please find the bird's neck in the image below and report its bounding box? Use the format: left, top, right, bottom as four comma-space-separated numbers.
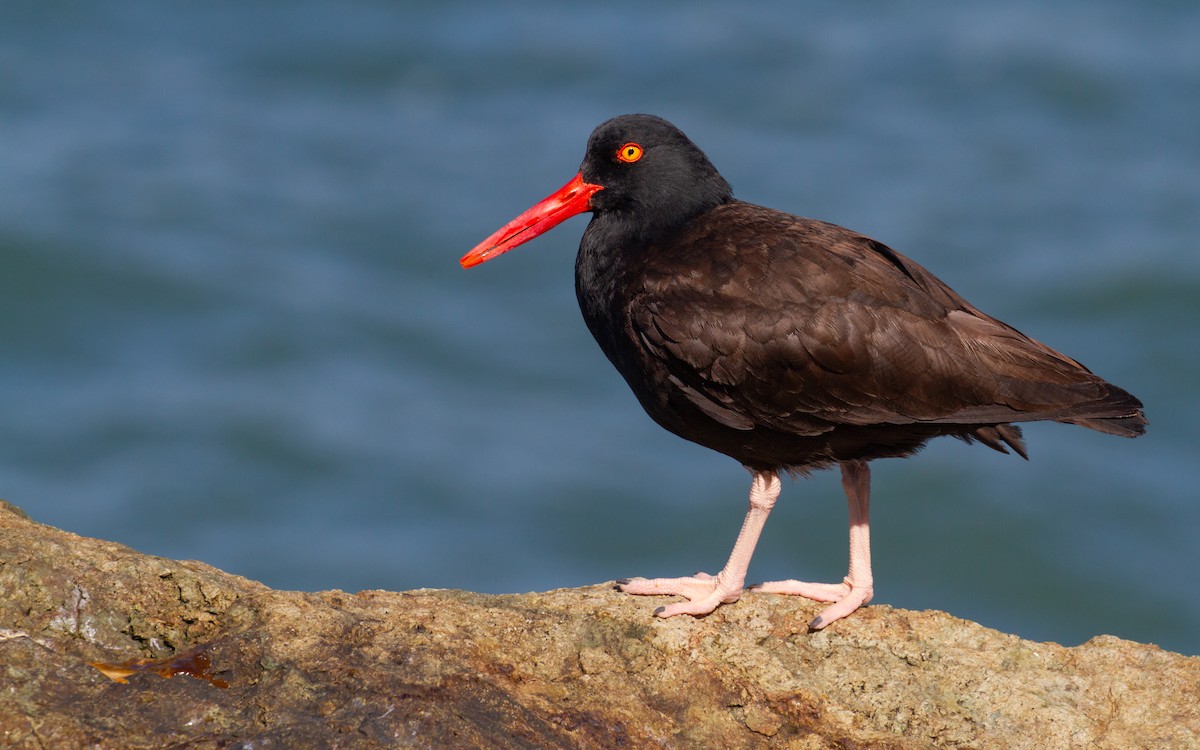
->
574, 224, 625, 340
574, 214, 658, 372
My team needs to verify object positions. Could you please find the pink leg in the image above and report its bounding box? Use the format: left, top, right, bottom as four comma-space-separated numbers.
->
752, 460, 875, 629
617, 470, 780, 617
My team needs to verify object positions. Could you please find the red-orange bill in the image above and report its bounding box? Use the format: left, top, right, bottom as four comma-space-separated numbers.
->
460, 172, 603, 269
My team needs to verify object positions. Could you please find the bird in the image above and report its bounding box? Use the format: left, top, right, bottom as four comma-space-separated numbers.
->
459, 114, 1147, 630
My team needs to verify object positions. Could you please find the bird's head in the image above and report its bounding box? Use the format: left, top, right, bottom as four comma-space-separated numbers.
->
461, 114, 732, 268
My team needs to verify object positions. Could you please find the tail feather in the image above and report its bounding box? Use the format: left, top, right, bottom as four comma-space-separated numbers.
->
967, 383, 1145, 459
971, 424, 1029, 459
1064, 413, 1147, 438
1059, 382, 1147, 438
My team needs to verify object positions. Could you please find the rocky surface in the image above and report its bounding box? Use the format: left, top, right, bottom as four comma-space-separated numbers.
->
2, 498, 1197, 749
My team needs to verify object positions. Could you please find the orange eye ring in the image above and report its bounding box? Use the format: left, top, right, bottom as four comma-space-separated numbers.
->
616, 142, 644, 163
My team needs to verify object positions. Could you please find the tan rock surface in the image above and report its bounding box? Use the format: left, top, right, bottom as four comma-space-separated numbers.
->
2, 499, 1197, 749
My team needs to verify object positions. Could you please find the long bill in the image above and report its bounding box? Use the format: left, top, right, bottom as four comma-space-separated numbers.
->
460, 172, 603, 269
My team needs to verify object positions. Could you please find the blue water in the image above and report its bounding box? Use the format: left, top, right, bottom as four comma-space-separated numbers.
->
2, 2, 1197, 654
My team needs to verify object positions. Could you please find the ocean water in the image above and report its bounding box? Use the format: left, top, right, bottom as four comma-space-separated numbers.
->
1, 1, 1197, 654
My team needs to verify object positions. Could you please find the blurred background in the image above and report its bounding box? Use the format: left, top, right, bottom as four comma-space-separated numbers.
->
1, 2, 1196, 654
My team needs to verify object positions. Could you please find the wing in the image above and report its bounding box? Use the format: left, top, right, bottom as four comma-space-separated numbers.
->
628, 203, 1133, 438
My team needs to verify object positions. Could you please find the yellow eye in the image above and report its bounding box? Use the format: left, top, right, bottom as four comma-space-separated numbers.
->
616, 142, 643, 163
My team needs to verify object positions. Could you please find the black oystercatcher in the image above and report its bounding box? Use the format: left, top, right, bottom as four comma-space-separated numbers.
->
460, 114, 1147, 630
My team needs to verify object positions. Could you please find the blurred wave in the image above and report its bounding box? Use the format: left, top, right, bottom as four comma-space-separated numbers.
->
1, 1, 1196, 653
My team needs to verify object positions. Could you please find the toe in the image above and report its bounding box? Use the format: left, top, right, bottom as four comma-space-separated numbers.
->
618, 572, 743, 617
752, 579, 850, 602
808, 586, 873, 630
655, 590, 732, 618
618, 575, 711, 596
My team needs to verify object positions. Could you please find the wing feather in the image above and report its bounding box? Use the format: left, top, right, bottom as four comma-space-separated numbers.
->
627, 204, 1132, 438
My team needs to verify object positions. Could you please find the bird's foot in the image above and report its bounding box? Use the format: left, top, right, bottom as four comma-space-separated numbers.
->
616, 572, 743, 617
750, 577, 873, 630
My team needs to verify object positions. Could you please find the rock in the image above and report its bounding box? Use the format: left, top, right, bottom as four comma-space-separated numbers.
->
1, 498, 1197, 749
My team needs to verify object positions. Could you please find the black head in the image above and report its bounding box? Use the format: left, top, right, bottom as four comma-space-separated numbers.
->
461, 114, 733, 269
581, 114, 733, 243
